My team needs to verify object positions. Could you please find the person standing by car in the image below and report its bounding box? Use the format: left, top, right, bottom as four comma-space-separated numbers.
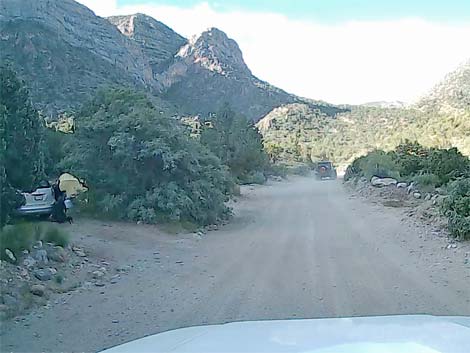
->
51, 179, 67, 223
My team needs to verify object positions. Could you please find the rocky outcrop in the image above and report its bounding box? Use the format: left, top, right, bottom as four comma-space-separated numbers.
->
153, 28, 297, 120
107, 14, 186, 76
0, 0, 156, 114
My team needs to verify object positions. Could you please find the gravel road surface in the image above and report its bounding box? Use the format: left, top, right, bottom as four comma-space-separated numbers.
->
1, 176, 469, 352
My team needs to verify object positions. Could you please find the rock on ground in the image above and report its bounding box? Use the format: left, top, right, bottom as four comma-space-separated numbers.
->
30, 284, 46, 297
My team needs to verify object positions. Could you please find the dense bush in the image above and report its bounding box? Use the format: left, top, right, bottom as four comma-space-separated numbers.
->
347, 143, 470, 185
61, 88, 233, 225
425, 148, 470, 184
0, 65, 46, 226
412, 174, 441, 192
352, 150, 400, 179
440, 179, 470, 240
392, 141, 429, 176
200, 105, 269, 183
238, 171, 266, 185
392, 142, 469, 185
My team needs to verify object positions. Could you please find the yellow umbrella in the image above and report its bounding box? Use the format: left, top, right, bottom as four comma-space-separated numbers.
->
59, 173, 88, 197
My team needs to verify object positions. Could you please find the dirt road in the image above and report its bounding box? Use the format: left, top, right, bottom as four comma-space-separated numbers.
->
1, 177, 469, 352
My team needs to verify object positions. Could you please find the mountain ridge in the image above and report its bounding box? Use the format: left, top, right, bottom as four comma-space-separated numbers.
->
0, 0, 307, 120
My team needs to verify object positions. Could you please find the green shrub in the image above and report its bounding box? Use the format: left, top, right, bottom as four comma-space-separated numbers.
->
355, 150, 400, 179
239, 171, 266, 185
446, 214, 470, 240
393, 141, 429, 177
54, 273, 64, 284
265, 164, 288, 179
440, 178, 470, 240
200, 105, 269, 180
97, 194, 125, 219
393, 142, 469, 185
425, 148, 470, 185
0, 223, 36, 262
412, 173, 441, 192
42, 226, 69, 247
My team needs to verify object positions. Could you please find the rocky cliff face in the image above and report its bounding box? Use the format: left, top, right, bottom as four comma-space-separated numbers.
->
107, 14, 186, 76
154, 28, 297, 120
0, 0, 157, 114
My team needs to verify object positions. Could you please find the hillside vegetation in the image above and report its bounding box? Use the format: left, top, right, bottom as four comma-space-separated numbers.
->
258, 60, 470, 166
258, 104, 470, 168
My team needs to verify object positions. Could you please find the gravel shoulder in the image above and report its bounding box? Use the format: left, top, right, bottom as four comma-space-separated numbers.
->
1, 176, 469, 352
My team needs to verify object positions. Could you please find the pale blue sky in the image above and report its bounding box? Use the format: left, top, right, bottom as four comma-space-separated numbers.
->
118, 0, 470, 23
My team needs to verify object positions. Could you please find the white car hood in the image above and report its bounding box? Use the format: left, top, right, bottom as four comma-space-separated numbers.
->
102, 315, 470, 353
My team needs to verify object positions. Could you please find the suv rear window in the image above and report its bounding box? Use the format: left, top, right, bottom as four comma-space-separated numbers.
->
317, 162, 332, 168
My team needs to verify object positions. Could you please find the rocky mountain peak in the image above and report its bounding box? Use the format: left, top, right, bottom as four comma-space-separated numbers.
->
107, 13, 186, 75
178, 27, 250, 77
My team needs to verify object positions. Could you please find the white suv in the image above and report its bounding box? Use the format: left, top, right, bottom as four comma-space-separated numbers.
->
16, 184, 55, 217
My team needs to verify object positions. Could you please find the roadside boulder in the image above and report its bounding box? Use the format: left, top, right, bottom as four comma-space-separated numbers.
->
91, 270, 105, 279
396, 182, 408, 188
115, 265, 131, 273
48, 246, 67, 262
413, 192, 422, 199
370, 176, 397, 187
407, 182, 416, 194
72, 246, 86, 257
33, 268, 53, 281
30, 284, 46, 297
4, 249, 16, 263
33, 240, 43, 249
